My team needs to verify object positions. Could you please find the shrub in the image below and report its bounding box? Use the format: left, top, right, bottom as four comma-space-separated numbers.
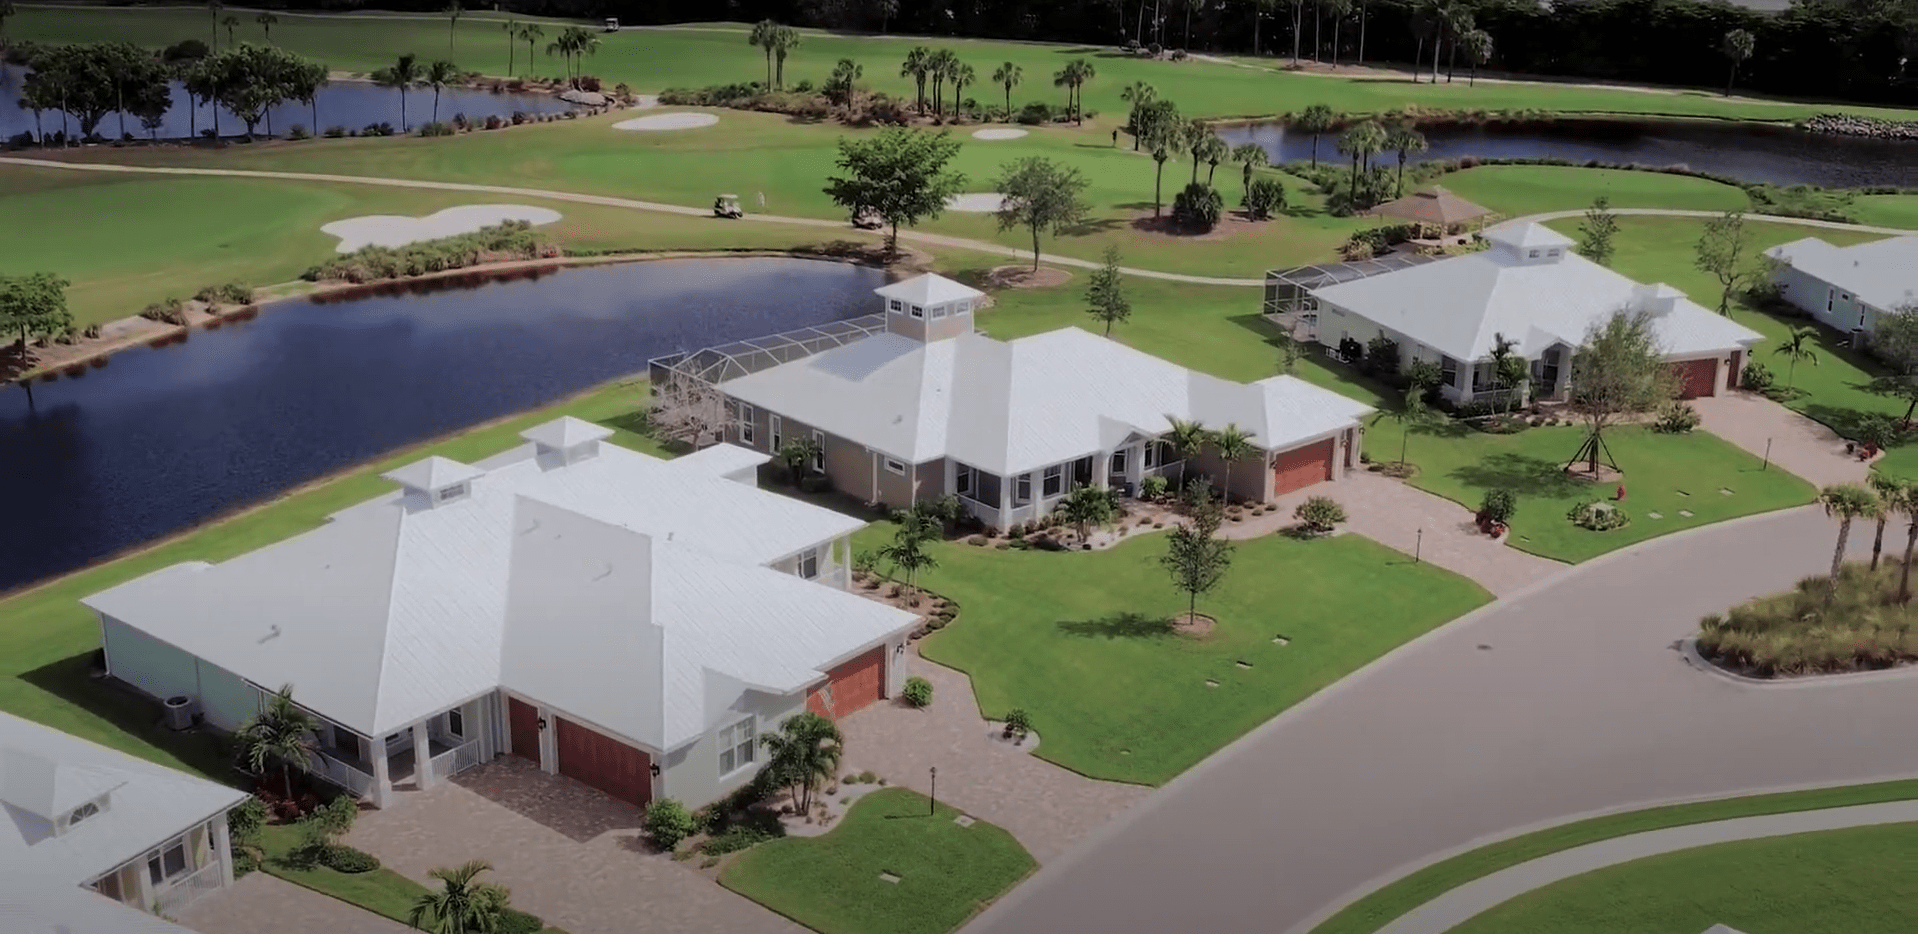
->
483, 114, 505, 130
417, 121, 455, 137
1002, 707, 1033, 738
1171, 182, 1225, 233
301, 220, 553, 282
700, 824, 780, 855
1568, 500, 1629, 531
1016, 101, 1055, 125
82, 323, 102, 339
643, 798, 697, 851
1140, 474, 1170, 500
319, 844, 381, 873
362, 122, 396, 137
140, 298, 188, 325
323, 125, 348, 138
1243, 177, 1287, 220
1479, 488, 1518, 523
1697, 563, 1918, 677
288, 124, 311, 140
163, 38, 210, 62
902, 676, 934, 707
1654, 402, 1701, 433
1363, 335, 1401, 379
1857, 413, 1901, 449
1293, 496, 1347, 533
496, 908, 545, 934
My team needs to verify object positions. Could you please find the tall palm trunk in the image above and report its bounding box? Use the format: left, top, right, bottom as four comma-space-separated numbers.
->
1412, 35, 1424, 82
1873, 514, 1889, 570
1900, 521, 1918, 603
1359, 3, 1367, 62
1829, 517, 1854, 600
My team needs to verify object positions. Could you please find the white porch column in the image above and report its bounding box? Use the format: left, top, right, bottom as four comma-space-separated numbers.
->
211, 812, 234, 887
1097, 452, 1112, 489
538, 708, 558, 774
840, 536, 852, 591
133, 855, 155, 914
412, 720, 434, 790
366, 734, 392, 809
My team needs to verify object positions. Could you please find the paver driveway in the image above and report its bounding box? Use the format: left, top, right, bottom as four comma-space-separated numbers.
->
177, 873, 412, 934
963, 505, 1918, 934
1691, 391, 1870, 488
346, 758, 800, 934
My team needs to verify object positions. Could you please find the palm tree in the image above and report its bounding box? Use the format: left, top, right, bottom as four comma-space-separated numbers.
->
255, 11, 278, 43
1771, 325, 1819, 392
1295, 103, 1335, 166
1196, 133, 1229, 186
1338, 119, 1387, 198
828, 58, 863, 114
1164, 416, 1208, 486
206, 0, 222, 50
295, 60, 330, 135
408, 860, 510, 934
1326, 0, 1353, 66
375, 54, 425, 131
1896, 482, 1918, 604
1183, 119, 1211, 185
1120, 80, 1156, 150
760, 712, 843, 813
424, 59, 460, 123
237, 684, 317, 800
749, 20, 778, 88
1052, 58, 1093, 125
1820, 483, 1880, 601
1870, 475, 1906, 571
771, 26, 801, 91
1722, 28, 1755, 97
1384, 123, 1427, 196
992, 61, 1022, 121
1231, 142, 1268, 201
1375, 387, 1430, 468
517, 22, 544, 77
221, 14, 239, 48
950, 62, 976, 119
1146, 115, 1178, 217
501, 19, 518, 76
569, 27, 600, 86
443, 1, 462, 53
1209, 424, 1257, 504
926, 48, 958, 117
901, 46, 932, 115
1057, 483, 1115, 544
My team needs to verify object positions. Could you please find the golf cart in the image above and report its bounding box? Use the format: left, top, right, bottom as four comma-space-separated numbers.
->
714, 194, 744, 219
851, 206, 883, 230
603, 17, 620, 32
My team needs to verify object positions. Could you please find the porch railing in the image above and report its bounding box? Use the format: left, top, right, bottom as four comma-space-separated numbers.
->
153, 860, 223, 915
429, 736, 484, 780
310, 750, 375, 798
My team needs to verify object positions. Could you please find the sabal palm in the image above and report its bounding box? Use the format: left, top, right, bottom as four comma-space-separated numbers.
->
443, 1, 461, 51
1869, 475, 1906, 570
238, 684, 317, 799
749, 20, 778, 87
1820, 483, 1880, 600
1771, 325, 1819, 391
1209, 424, 1257, 503
1120, 80, 1156, 149
771, 26, 800, 90
950, 63, 976, 117
927, 48, 958, 116
1338, 119, 1387, 197
901, 46, 932, 114
517, 23, 544, 77
378, 53, 423, 130
566, 27, 599, 84
1052, 58, 1093, 124
1195, 132, 1229, 185
408, 860, 510, 934
1295, 102, 1336, 166
424, 60, 459, 123
992, 61, 1021, 120
501, 19, 517, 75
1897, 482, 1918, 604
256, 11, 278, 43
760, 712, 843, 812
1383, 124, 1427, 196
1164, 416, 1209, 473
1231, 142, 1268, 198
1182, 119, 1212, 184
206, 0, 222, 49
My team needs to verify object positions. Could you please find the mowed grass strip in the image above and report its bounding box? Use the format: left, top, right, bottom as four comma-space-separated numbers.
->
721, 789, 1035, 934
897, 531, 1488, 785
1435, 164, 1751, 217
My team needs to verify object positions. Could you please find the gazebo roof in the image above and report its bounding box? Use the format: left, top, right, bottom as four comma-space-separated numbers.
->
1367, 185, 1493, 226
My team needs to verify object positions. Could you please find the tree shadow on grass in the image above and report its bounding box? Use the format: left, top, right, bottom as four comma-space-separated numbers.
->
1056, 612, 1174, 639
20, 652, 235, 781
1448, 451, 1586, 498
1061, 216, 1125, 236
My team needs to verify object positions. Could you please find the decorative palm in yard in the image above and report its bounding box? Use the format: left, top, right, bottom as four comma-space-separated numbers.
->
1771, 325, 1819, 392
1057, 483, 1116, 545
1164, 416, 1209, 481
237, 684, 317, 799
761, 712, 843, 813
878, 521, 938, 596
1374, 386, 1431, 470
408, 859, 510, 934
1208, 424, 1257, 503
1868, 475, 1906, 570
1820, 483, 1880, 601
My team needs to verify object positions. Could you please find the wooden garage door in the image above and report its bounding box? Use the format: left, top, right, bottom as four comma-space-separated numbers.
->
555, 718, 652, 809
1672, 358, 1718, 399
1272, 439, 1335, 497
507, 697, 540, 763
806, 646, 886, 718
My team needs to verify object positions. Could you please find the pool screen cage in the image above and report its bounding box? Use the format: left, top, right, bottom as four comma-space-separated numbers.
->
1262, 254, 1441, 341
645, 314, 890, 446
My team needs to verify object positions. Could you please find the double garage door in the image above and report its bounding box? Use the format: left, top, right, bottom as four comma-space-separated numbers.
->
806, 646, 886, 719
1671, 358, 1720, 400
507, 697, 652, 809
1272, 438, 1336, 497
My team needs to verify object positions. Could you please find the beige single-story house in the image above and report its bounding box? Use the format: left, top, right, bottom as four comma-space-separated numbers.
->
1308, 223, 1764, 405
718, 273, 1376, 526
1765, 235, 1918, 340
1, 710, 246, 924
82, 417, 918, 812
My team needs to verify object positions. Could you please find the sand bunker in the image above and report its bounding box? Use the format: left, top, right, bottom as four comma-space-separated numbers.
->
972, 127, 1030, 140
321, 205, 563, 253
946, 192, 1009, 213
612, 112, 719, 131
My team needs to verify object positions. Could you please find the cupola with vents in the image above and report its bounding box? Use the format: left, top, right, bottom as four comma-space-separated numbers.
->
520, 416, 615, 469
381, 455, 487, 508
1486, 222, 1574, 266
875, 273, 987, 343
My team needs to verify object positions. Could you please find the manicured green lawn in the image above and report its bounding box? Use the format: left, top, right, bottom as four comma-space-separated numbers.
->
1401, 423, 1816, 563
1308, 776, 1918, 934
1444, 822, 1918, 934
904, 531, 1488, 785
1436, 165, 1749, 218
0, 376, 664, 779
16, 9, 1918, 122
259, 824, 428, 924
720, 788, 1035, 934
1853, 194, 1918, 230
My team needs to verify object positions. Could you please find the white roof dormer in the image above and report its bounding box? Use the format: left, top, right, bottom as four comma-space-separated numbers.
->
1487, 222, 1575, 265
520, 416, 615, 470
0, 747, 125, 837
381, 456, 487, 509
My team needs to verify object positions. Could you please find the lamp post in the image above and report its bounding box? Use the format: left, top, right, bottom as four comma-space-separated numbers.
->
929, 766, 938, 816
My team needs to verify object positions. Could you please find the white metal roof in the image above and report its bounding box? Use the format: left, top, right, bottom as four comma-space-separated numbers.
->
874, 272, 985, 307
84, 418, 880, 739
0, 712, 245, 889
668, 441, 773, 477
1312, 233, 1763, 362
0, 884, 207, 934
724, 327, 1372, 476
519, 414, 615, 450
1487, 221, 1575, 250
1766, 235, 1918, 312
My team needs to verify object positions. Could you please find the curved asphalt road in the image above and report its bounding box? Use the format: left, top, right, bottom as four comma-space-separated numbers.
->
962, 505, 1918, 934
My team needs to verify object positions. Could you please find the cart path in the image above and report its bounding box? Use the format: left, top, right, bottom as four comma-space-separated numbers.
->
1375, 800, 1918, 934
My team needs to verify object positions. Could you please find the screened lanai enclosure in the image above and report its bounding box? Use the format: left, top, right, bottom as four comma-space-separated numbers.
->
1262, 255, 1440, 342
646, 315, 890, 447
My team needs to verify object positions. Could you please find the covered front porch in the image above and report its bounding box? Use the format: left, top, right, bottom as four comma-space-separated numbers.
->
306, 692, 499, 808
949, 436, 1184, 530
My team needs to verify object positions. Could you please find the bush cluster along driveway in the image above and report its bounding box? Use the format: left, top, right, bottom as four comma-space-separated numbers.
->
890, 531, 1489, 785
720, 789, 1035, 934
1400, 423, 1817, 563
1443, 821, 1918, 934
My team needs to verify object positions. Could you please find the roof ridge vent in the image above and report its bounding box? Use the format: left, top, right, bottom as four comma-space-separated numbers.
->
380, 455, 486, 508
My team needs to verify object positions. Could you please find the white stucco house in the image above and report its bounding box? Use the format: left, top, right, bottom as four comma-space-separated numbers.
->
719, 273, 1376, 523
1764, 235, 1918, 340
1308, 223, 1764, 404
0, 711, 245, 925
82, 417, 919, 812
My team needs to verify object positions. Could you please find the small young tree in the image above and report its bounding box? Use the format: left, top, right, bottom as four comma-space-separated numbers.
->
1771, 324, 1819, 393
1868, 304, 1918, 422
409, 860, 510, 934
237, 684, 317, 800
1722, 28, 1755, 97
1820, 483, 1879, 600
297, 794, 358, 859
1373, 386, 1431, 468
1161, 500, 1233, 620
992, 156, 1090, 271
1275, 328, 1305, 374
1293, 495, 1347, 533
760, 711, 843, 812
0, 271, 73, 351
1085, 246, 1131, 336
1577, 195, 1618, 267
1566, 309, 1678, 474
822, 128, 967, 256
1484, 332, 1526, 416
1694, 210, 1754, 316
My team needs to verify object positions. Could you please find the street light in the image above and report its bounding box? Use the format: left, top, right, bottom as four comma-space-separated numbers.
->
929, 766, 938, 816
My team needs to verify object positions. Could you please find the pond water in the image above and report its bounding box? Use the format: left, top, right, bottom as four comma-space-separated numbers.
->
0, 63, 572, 141
1215, 117, 1918, 188
0, 258, 885, 592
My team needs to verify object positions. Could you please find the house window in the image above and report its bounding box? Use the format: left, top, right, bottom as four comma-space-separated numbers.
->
770, 415, 783, 451
1828, 289, 1835, 312
955, 300, 971, 315
1527, 249, 1540, 259
888, 299, 904, 314
67, 800, 99, 827
883, 457, 907, 475
436, 483, 467, 502
909, 305, 925, 319
738, 403, 755, 445
1111, 448, 1128, 474
1440, 356, 1459, 388
147, 838, 189, 886
1144, 442, 1159, 468
955, 464, 974, 496
1547, 248, 1562, 257
930, 303, 948, 319
797, 548, 819, 580
447, 709, 464, 739
718, 718, 756, 776
1014, 473, 1032, 504
1042, 464, 1063, 497
811, 431, 825, 472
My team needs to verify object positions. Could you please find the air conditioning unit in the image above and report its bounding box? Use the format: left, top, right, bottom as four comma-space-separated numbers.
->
163, 695, 197, 731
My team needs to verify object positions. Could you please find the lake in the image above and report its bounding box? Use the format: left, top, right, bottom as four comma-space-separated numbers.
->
1215, 117, 1918, 188
0, 62, 573, 141
0, 258, 885, 592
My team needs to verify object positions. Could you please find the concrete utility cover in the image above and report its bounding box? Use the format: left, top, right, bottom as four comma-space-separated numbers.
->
954, 814, 976, 827
612, 112, 719, 131
879, 872, 902, 884
320, 204, 563, 253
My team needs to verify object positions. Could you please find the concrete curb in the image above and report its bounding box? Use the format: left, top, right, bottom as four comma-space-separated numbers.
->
1677, 636, 1918, 688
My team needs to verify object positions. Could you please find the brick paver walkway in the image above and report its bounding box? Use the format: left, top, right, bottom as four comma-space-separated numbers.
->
838, 652, 1150, 864
346, 759, 800, 934
1692, 391, 1871, 488
177, 873, 413, 934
